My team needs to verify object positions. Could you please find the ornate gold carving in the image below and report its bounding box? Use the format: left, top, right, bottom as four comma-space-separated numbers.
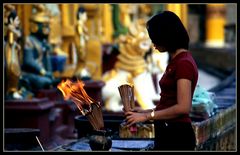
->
114, 20, 151, 77
30, 4, 50, 23
102, 19, 154, 111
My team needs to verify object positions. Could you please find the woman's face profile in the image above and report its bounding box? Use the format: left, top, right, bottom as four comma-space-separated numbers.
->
153, 44, 166, 53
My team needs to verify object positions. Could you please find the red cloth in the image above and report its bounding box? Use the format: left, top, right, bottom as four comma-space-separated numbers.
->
156, 51, 198, 123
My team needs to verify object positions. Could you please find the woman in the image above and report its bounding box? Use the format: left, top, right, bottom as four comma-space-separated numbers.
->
124, 11, 198, 151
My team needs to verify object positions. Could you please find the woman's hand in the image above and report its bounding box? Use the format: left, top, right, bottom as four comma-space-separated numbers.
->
124, 111, 148, 127
122, 106, 144, 113
131, 106, 144, 112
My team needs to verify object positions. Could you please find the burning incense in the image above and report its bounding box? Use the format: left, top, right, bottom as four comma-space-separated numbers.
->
90, 102, 104, 129
57, 79, 104, 130
85, 102, 104, 130
57, 79, 95, 115
118, 83, 135, 112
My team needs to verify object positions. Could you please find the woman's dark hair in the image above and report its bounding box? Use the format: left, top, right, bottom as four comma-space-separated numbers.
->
146, 11, 189, 53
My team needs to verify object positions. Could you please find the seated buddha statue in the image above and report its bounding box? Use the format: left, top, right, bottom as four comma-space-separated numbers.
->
21, 4, 59, 91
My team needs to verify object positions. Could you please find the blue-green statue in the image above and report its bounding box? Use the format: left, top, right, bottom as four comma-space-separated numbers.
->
21, 4, 59, 91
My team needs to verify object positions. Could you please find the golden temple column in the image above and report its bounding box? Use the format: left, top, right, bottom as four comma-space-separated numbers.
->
60, 4, 79, 53
15, 4, 32, 37
166, 4, 188, 29
100, 4, 113, 44
205, 4, 226, 48
83, 4, 102, 80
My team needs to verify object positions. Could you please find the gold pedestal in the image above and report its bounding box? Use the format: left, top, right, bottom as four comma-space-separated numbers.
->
119, 121, 155, 139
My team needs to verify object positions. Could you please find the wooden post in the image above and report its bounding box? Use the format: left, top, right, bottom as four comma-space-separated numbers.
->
205, 4, 226, 48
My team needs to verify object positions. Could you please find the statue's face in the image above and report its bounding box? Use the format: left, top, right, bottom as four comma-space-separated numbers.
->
133, 31, 152, 55
76, 12, 87, 35
78, 12, 87, 22
9, 16, 21, 38
31, 21, 50, 39
11, 16, 20, 28
121, 23, 152, 56
41, 23, 50, 36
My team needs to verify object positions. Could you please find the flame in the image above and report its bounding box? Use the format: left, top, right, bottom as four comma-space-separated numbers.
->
57, 79, 95, 115
57, 79, 72, 100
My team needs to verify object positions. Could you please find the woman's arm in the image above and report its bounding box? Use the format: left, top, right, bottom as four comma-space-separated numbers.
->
151, 79, 192, 120
125, 79, 192, 126
134, 107, 155, 113
123, 107, 155, 113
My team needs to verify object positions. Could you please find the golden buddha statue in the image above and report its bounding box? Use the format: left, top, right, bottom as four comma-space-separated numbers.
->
4, 5, 23, 99
102, 20, 158, 111
73, 7, 91, 80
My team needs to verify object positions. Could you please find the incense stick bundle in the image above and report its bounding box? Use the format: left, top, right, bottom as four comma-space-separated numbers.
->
118, 84, 135, 112
130, 86, 135, 109
57, 79, 105, 130
91, 102, 104, 129
57, 79, 95, 115
86, 112, 99, 130
86, 102, 104, 130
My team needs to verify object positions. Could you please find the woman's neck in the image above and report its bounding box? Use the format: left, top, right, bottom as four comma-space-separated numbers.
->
170, 48, 188, 60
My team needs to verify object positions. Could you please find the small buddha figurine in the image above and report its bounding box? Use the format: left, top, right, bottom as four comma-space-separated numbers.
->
4, 5, 23, 99
21, 4, 56, 90
73, 7, 91, 80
